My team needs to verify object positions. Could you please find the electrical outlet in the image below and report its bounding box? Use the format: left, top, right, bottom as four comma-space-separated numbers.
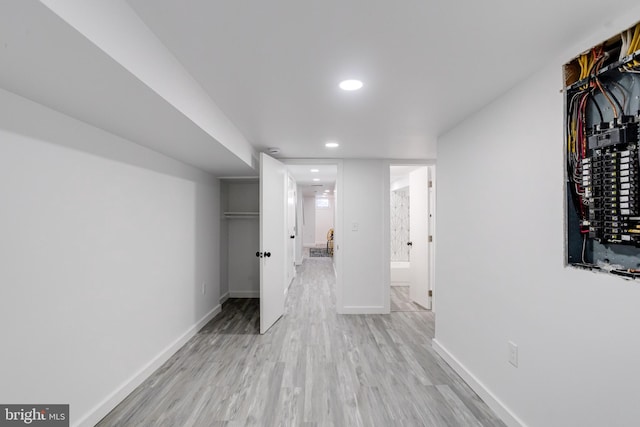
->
201, 282, 206, 295
508, 341, 518, 367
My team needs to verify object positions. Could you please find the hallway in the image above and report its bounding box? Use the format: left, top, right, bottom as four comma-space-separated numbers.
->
98, 258, 504, 426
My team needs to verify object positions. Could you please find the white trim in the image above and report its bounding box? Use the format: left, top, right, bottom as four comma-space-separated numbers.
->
382, 163, 391, 314
432, 339, 527, 427
428, 165, 436, 313
75, 305, 222, 427
286, 275, 295, 292
386, 160, 435, 315
228, 290, 259, 298
341, 306, 388, 314
219, 291, 229, 304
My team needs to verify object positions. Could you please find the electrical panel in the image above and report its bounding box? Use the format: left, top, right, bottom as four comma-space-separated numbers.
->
565, 21, 640, 276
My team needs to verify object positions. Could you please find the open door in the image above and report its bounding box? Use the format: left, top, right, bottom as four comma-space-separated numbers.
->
259, 153, 287, 334
409, 166, 431, 309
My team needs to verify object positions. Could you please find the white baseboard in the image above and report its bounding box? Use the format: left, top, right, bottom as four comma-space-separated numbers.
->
75, 304, 222, 427
286, 276, 294, 293
228, 290, 259, 298
340, 306, 387, 314
219, 292, 229, 304
391, 282, 409, 287
432, 339, 527, 427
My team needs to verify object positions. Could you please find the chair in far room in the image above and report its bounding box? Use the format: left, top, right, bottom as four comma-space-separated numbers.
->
326, 228, 334, 256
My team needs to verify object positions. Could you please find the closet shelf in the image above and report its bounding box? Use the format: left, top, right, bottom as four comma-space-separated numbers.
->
223, 211, 259, 219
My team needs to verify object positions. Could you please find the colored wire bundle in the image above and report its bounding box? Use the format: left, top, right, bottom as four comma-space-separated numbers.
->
567, 25, 640, 230
566, 89, 591, 225
621, 23, 640, 71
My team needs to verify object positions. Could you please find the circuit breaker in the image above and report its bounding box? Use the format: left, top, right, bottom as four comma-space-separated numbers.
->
565, 20, 640, 275
582, 123, 639, 241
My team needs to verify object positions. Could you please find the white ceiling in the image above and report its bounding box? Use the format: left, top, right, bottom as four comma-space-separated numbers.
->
2, 1, 639, 176
390, 165, 423, 182
287, 164, 337, 197
0, 1, 255, 176
126, 0, 639, 160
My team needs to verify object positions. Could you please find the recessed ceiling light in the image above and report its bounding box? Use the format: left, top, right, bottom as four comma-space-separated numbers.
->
310, 169, 319, 173
313, 178, 320, 182
325, 142, 339, 148
339, 79, 363, 91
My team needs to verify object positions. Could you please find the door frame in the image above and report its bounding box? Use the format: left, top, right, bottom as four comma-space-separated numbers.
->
428, 165, 437, 312
386, 160, 436, 312
282, 158, 344, 312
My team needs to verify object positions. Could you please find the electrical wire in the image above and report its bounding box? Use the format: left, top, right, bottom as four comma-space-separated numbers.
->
628, 24, 640, 56
594, 78, 619, 118
621, 24, 640, 70
567, 23, 640, 256
620, 30, 631, 61
587, 93, 604, 122
605, 84, 625, 116
607, 80, 629, 114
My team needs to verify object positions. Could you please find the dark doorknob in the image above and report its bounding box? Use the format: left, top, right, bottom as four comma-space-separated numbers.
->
407, 242, 413, 246
255, 251, 263, 258
290, 235, 295, 239
264, 252, 271, 257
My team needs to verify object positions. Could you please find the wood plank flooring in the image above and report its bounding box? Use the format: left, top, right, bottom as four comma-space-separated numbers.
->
97, 258, 505, 426
390, 286, 428, 312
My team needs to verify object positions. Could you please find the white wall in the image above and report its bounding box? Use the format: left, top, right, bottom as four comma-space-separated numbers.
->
434, 13, 640, 427
224, 181, 259, 298
226, 219, 259, 297
340, 160, 389, 313
390, 176, 410, 192
219, 183, 230, 300
0, 88, 222, 426
295, 185, 304, 264
302, 196, 316, 246
314, 196, 335, 246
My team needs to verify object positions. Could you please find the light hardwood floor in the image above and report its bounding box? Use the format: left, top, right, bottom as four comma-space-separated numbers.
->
97, 258, 505, 426
390, 286, 428, 313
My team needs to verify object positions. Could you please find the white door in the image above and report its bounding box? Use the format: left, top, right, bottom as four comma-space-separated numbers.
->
409, 166, 430, 309
260, 153, 287, 334
286, 175, 297, 291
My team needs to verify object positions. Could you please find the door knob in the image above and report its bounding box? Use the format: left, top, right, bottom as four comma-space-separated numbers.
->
407, 242, 413, 246
290, 235, 295, 239
255, 251, 263, 258
264, 252, 271, 257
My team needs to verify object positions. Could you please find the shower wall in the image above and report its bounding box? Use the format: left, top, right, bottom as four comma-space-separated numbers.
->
390, 188, 410, 262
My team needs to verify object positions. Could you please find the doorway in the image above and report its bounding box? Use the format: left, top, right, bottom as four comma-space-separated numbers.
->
284, 160, 342, 306
389, 164, 436, 312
